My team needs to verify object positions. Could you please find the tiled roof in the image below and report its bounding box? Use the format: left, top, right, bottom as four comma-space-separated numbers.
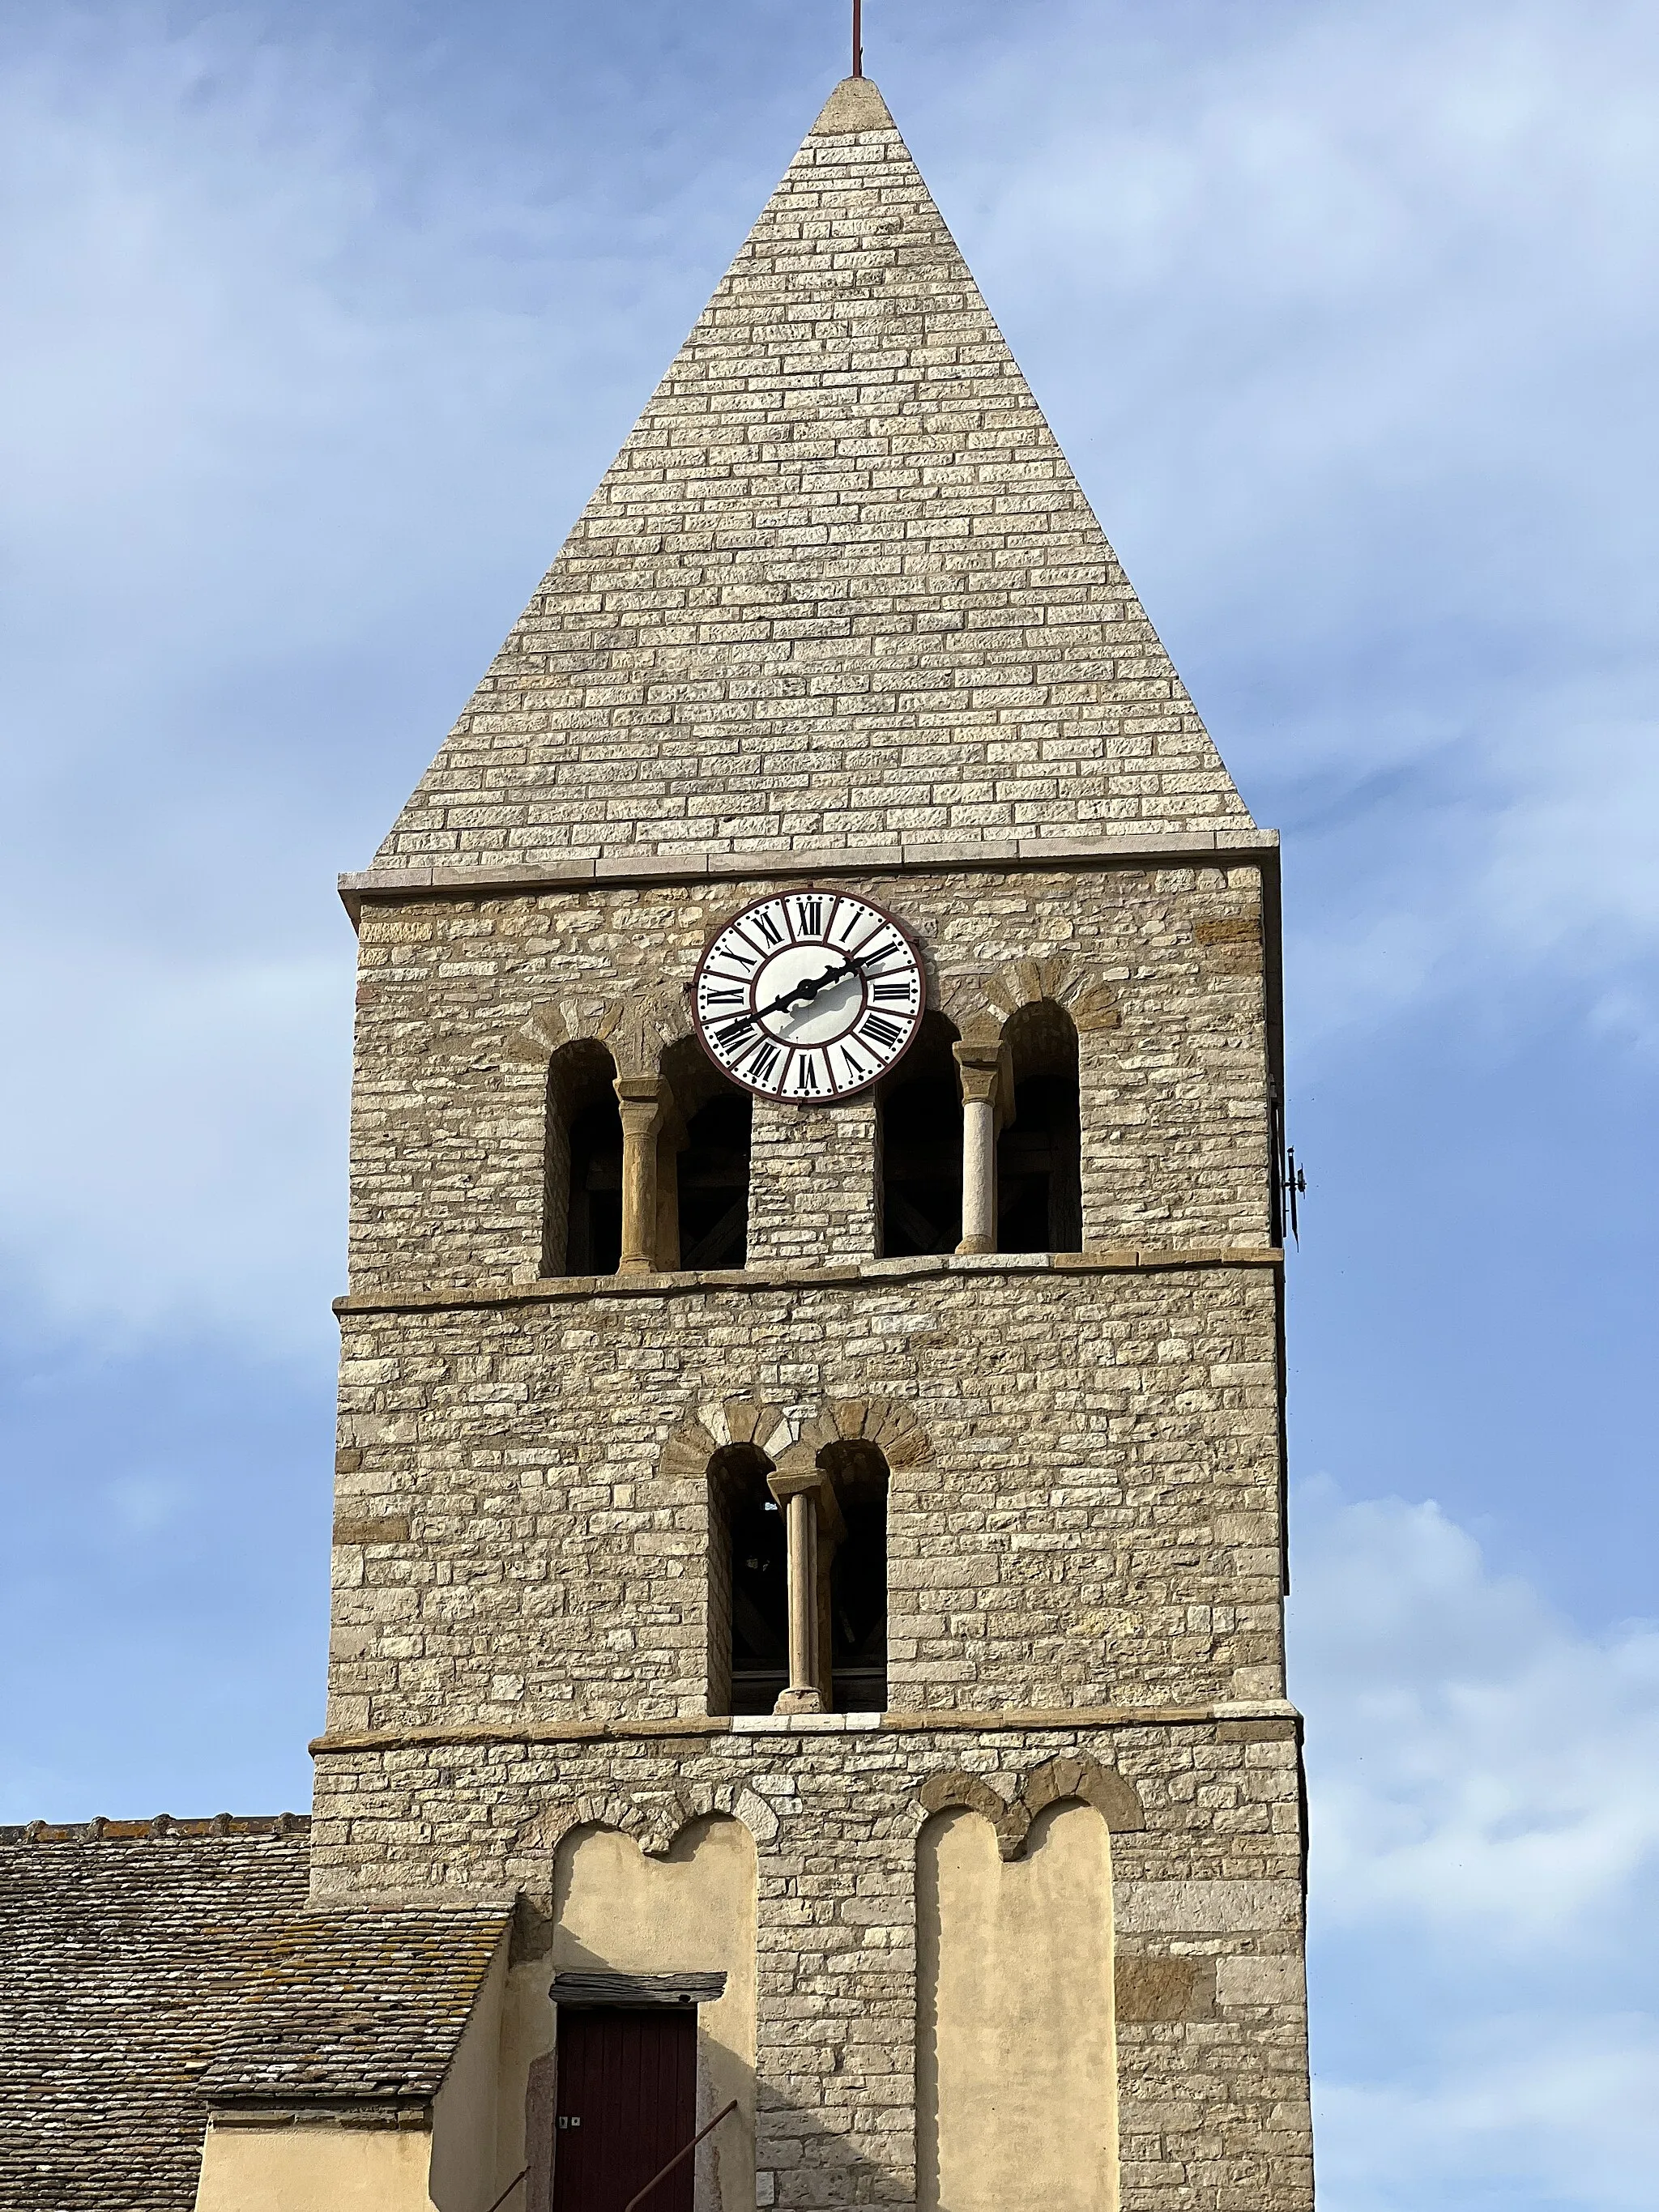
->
0, 1819, 511, 2210
203, 1900, 510, 2108
0, 1820, 309, 2210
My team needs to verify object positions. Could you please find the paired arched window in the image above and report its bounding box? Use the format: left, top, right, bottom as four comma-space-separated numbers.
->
661, 1038, 751, 1272
706, 1446, 787, 1716
544, 995, 1081, 1274
706, 1440, 889, 1716
821, 1439, 888, 1714
878, 1000, 1081, 1257
544, 1041, 625, 1276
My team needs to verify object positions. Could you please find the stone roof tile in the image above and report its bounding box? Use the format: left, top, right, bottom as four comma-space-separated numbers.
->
0, 1822, 510, 2208
203, 1903, 510, 2107
0, 1822, 309, 2210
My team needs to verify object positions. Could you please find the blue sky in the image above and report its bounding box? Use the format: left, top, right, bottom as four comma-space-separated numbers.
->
2, 2, 1655, 2206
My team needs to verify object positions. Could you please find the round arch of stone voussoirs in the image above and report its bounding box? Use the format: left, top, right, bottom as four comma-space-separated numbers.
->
940, 953, 1121, 1055
663, 1392, 934, 1483
917, 1757, 1145, 1861
504, 984, 693, 1080
518, 1784, 781, 1865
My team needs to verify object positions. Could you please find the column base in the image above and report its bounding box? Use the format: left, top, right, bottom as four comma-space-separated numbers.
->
954, 1235, 995, 1255
772, 1688, 825, 1715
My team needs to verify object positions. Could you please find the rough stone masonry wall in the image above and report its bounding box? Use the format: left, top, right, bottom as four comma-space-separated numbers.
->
344, 863, 1270, 1294
322, 848, 1306, 2210
307, 1721, 1313, 2212
326, 1260, 1283, 1738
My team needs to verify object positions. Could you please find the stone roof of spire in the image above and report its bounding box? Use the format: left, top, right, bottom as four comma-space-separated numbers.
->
371, 75, 1253, 871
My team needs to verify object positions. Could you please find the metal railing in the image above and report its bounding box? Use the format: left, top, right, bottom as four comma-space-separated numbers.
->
480, 2096, 740, 2212
623, 2099, 741, 2212
483, 2171, 527, 2212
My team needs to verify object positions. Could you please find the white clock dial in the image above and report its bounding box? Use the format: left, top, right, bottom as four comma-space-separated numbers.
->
692, 890, 926, 1101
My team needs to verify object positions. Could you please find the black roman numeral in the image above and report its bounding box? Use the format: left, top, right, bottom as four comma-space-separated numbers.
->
740, 1041, 783, 1087
859, 937, 906, 972
700, 987, 744, 1006
793, 897, 825, 937
792, 1053, 822, 1095
872, 982, 914, 1004
839, 1042, 874, 1082
714, 1014, 757, 1051
752, 908, 784, 947
859, 1012, 905, 1050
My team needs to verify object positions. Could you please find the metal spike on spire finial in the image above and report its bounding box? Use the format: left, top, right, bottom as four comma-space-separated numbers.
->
852, 0, 864, 77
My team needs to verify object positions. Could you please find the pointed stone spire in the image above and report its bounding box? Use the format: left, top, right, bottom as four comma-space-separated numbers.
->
373, 80, 1253, 871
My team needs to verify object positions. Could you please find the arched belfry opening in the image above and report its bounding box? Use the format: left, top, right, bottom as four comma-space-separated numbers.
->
663, 1036, 751, 1272
879, 1012, 963, 1257
545, 1040, 625, 1276
996, 1001, 1082, 1253
820, 1439, 889, 1715
707, 1444, 787, 1716
705, 1433, 889, 1718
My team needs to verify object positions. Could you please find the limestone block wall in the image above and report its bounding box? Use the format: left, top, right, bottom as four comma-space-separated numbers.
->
745, 1095, 881, 1266
343, 862, 1272, 1295
305, 1720, 1314, 2212
326, 1259, 1282, 1737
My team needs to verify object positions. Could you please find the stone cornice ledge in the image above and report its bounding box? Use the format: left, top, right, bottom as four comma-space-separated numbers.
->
334, 1245, 1283, 1319
339, 829, 1280, 922
309, 1699, 1302, 1758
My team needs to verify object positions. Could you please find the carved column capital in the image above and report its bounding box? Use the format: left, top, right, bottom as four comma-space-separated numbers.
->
954, 1043, 1006, 1255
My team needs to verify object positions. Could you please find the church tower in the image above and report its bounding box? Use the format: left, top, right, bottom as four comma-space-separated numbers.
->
207, 72, 1313, 2212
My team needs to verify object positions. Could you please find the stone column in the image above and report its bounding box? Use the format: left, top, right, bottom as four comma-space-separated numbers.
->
954, 1045, 1004, 1255
614, 1078, 667, 1275
768, 1460, 846, 1714
783, 1490, 820, 1711
655, 1115, 686, 1274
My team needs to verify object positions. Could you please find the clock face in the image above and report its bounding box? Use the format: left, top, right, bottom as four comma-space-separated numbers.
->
692, 890, 925, 1101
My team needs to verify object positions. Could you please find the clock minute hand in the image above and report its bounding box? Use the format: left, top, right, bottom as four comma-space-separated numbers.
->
755, 959, 857, 1021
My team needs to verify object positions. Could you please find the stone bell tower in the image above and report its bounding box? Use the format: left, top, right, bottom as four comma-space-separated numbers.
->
198, 70, 1314, 2212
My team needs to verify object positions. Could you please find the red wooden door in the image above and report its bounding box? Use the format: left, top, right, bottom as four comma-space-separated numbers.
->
549, 2007, 698, 2212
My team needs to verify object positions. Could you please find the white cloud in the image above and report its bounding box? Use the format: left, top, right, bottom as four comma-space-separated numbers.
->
1291, 1481, 1659, 2206
1318, 2015, 1659, 2212
1294, 1478, 1659, 1937
0, 939, 351, 1356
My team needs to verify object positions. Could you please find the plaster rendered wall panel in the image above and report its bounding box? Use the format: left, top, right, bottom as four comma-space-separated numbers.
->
343, 866, 1271, 1295
194, 2125, 437, 2212
326, 1265, 1282, 1737
918, 1803, 1119, 2212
